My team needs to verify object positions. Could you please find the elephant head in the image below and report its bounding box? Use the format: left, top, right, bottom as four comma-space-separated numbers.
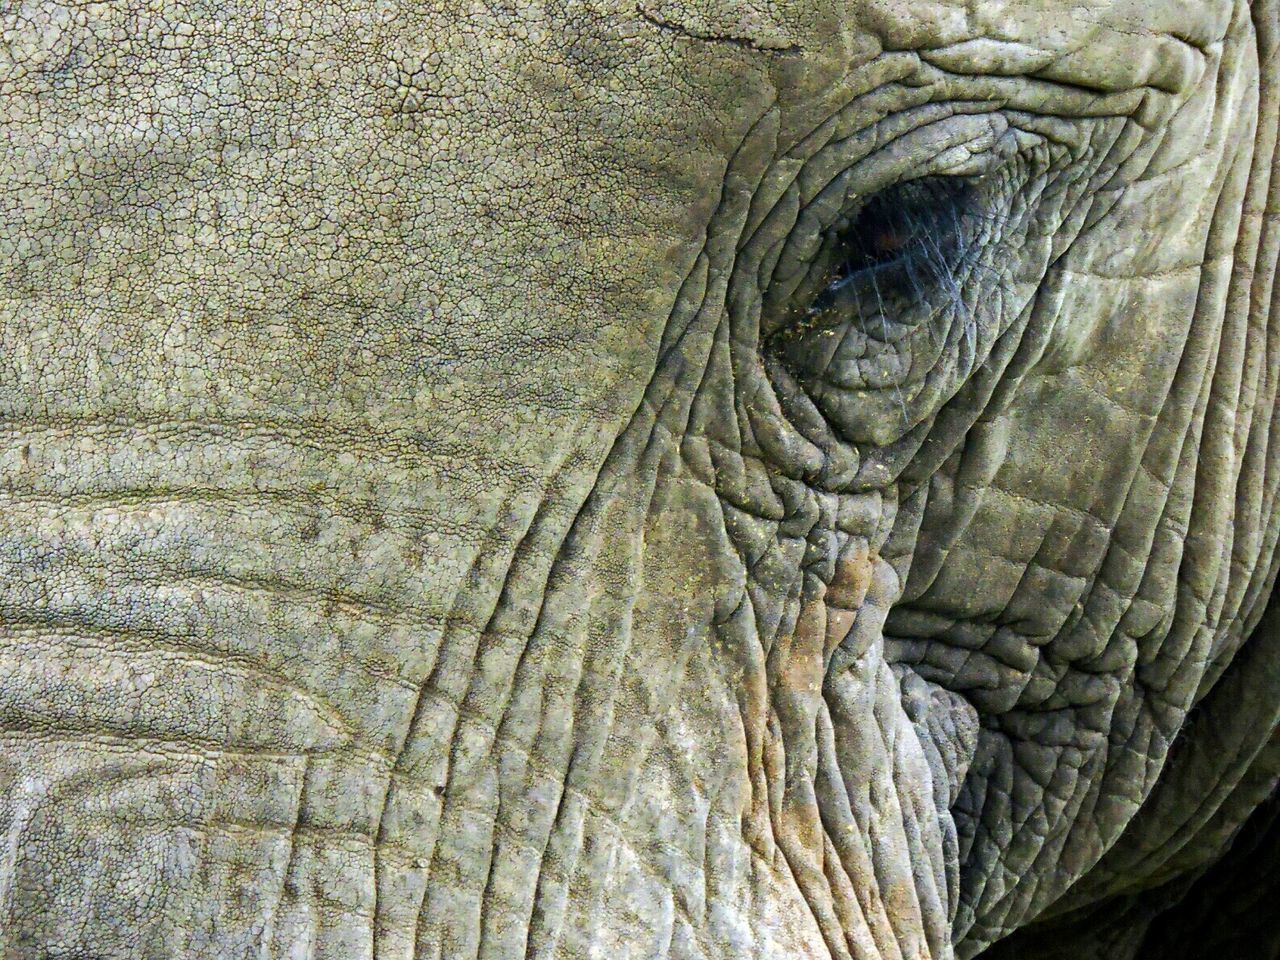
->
1, 0, 1278, 958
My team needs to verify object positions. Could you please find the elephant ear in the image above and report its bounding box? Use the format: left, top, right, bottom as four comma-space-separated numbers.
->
977, 1, 1280, 954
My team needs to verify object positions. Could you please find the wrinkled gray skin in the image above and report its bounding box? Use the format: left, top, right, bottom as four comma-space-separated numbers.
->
1, 1, 1279, 958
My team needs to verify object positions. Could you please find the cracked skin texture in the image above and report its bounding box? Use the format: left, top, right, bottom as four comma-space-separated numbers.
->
0, 0, 1279, 957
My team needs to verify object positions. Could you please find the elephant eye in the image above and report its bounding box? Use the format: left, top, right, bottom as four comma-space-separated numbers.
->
818, 175, 977, 303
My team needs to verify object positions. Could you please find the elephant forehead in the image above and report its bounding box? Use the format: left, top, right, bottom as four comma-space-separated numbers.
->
0, 0, 782, 443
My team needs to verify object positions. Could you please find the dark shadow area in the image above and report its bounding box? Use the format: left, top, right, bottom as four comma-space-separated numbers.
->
976, 776, 1280, 960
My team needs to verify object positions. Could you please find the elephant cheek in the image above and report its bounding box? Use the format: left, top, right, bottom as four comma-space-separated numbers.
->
0, 746, 321, 959
587, 471, 969, 960
767, 548, 959, 960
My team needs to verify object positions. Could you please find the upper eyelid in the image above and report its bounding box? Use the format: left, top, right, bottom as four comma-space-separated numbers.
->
811, 111, 1017, 210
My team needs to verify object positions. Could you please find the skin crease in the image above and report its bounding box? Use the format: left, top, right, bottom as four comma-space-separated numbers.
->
0, 0, 1278, 958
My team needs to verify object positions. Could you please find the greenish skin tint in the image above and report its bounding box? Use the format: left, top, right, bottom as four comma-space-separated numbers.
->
0, 1, 1277, 958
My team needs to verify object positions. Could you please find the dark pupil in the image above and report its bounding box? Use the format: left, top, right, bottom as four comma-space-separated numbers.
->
831, 177, 967, 283
847, 201, 919, 269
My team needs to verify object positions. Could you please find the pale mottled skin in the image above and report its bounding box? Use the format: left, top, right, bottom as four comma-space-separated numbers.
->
0, 1, 1277, 958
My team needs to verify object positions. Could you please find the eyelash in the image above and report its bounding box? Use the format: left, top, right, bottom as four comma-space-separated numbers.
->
810, 175, 984, 311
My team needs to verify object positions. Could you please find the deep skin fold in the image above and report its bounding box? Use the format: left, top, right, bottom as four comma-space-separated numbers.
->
0, 1, 1278, 959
